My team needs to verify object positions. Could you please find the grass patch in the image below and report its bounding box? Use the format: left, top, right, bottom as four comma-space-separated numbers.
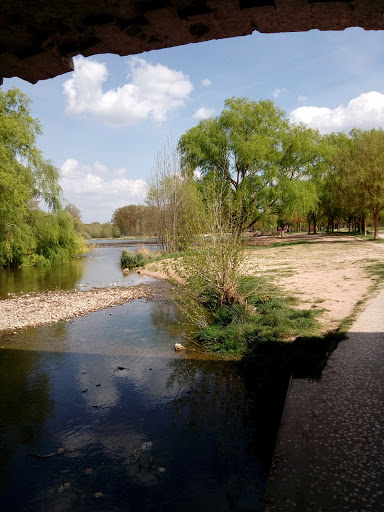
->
195, 276, 320, 357
187, 274, 350, 379
366, 261, 384, 282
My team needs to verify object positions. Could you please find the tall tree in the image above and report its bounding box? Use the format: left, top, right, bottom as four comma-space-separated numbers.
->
0, 88, 85, 267
146, 138, 202, 251
179, 97, 324, 233
334, 129, 384, 239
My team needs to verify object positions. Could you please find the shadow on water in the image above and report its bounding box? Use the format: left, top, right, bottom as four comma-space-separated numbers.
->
0, 295, 282, 512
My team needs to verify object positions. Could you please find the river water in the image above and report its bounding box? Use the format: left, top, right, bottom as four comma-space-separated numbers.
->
0, 241, 279, 511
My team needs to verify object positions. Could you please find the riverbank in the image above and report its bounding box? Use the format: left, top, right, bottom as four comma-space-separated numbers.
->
0, 286, 153, 333
141, 234, 384, 333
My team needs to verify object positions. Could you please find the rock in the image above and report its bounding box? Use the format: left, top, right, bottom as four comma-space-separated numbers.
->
130, 441, 153, 462
174, 343, 185, 351
95, 492, 103, 498
57, 482, 71, 492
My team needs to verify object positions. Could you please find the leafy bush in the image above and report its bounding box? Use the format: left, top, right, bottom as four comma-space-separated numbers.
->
121, 246, 164, 269
121, 249, 146, 268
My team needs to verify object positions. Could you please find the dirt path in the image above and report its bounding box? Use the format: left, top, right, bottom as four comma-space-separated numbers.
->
0, 286, 152, 333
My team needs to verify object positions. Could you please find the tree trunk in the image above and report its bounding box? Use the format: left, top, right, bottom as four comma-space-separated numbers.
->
362, 216, 366, 236
373, 208, 379, 239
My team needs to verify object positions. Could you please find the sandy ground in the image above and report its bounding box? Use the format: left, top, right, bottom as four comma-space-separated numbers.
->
142, 233, 384, 332
245, 234, 384, 331
0, 286, 152, 333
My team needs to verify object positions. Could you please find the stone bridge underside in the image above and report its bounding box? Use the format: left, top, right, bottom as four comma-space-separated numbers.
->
0, 0, 383, 84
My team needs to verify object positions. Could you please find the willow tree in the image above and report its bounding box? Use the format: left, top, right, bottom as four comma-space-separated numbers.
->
179, 97, 324, 234
0, 88, 85, 267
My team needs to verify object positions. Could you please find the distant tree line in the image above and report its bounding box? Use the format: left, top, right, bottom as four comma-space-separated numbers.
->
111, 204, 153, 237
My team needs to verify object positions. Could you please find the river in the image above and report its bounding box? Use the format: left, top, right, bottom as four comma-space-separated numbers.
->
0, 240, 281, 511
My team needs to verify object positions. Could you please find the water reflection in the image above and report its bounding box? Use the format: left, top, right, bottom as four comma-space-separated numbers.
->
0, 295, 269, 511
0, 240, 158, 299
0, 261, 84, 298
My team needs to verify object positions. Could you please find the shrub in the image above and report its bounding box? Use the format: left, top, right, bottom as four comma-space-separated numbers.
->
120, 247, 164, 269
121, 249, 146, 268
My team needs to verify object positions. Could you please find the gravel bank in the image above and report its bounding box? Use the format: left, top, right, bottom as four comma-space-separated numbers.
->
0, 286, 153, 332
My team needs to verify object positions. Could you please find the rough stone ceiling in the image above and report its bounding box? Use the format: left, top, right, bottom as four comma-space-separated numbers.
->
0, 0, 383, 85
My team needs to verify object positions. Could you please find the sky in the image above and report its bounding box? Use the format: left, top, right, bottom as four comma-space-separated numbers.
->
3, 27, 384, 223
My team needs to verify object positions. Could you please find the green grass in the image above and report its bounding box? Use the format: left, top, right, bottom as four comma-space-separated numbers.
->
195, 276, 320, 357
366, 261, 384, 281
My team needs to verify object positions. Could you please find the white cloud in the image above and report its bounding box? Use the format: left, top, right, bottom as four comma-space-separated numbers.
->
60, 159, 147, 222
202, 78, 212, 87
290, 91, 384, 133
272, 88, 287, 98
193, 107, 215, 120
63, 56, 193, 126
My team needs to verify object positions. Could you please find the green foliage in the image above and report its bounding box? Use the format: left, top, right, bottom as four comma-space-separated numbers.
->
82, 222, 119, 239
332, 129, 384, 238
166, 176, 320, 356
168, 175, 248, 329
121, 247, 164, 269
112, 204, 152, 236
121, 250, 146, 268
194, 276, 319, 355
0, 88, 86, 267
29, 210, 87, 266
179, 97, 324, 233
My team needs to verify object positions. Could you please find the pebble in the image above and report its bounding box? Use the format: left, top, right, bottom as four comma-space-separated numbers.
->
0, 287, 153, 332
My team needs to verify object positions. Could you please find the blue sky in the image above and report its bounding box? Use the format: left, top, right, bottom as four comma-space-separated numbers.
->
3, 27, 384, 223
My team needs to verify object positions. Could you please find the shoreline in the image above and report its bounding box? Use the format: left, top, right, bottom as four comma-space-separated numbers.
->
0, 286, 153, 333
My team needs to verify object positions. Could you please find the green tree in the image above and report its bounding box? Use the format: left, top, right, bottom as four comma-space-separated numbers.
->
333, 129, 384, 239
179, 97, 324, 233
0, 88, 86, 267
111, 204, 151, 236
